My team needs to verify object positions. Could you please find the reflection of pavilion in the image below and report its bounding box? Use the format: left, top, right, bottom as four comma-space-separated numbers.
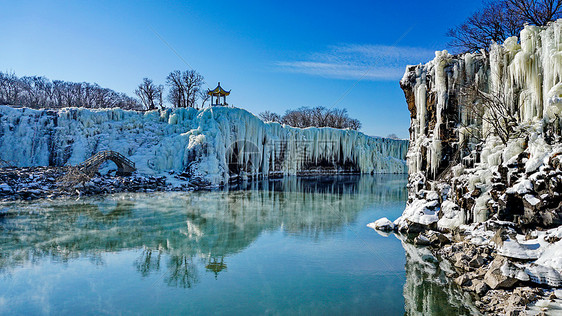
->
206, 256, 227, 279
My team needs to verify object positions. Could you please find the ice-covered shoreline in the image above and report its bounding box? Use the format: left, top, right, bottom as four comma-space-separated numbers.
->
372, 20, 562, 314
0, 105, 408, 186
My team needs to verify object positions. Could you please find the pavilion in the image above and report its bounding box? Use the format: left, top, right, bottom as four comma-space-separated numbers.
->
207, 82, 231, 106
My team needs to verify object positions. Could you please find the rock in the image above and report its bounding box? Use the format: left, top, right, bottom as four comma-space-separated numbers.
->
500, 194, 524, 221
367, 217, 394, 231
471, 280, 489, 296
454, 274, 471, 286
484, 258, 519, 289
523, 194, 542, 210
491, 228, 508, 247
524, 230, 538, 240
453, 252, 471, 270
414, 234, 430, 246
469, 255, 485, 268
427, 231, 451, 246
396, 219, 426, 234
475, 267, 488, 278
505, 308, 523, 316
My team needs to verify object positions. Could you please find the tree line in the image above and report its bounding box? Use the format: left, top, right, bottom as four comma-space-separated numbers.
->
259, 106, 361, 130
0, 71, 141, 110
0, 70, 362, 131
0, 69, 209, 111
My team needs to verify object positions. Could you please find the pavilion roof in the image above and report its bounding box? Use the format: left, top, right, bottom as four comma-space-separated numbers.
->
207, 82, 230, 96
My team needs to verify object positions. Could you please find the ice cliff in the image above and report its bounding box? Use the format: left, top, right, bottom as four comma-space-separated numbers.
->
394, 20, 562, 294
400, 20, 562, 227
0, 106, 408, 184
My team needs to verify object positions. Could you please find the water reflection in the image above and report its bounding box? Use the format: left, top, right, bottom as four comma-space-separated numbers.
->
0, 174, 481, 315
0, 175, 407, 289
399, 237, 481, 315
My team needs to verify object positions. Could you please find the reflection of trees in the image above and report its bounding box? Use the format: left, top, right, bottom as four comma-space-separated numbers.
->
166, 254, 199, 289
135, 249, 162, 277
399, 238, 480, 315
0, 174, 407, 288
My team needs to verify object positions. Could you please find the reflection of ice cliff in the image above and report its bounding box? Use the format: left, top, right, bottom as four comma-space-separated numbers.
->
0, 175, 407, 287
400, 238, 481, 315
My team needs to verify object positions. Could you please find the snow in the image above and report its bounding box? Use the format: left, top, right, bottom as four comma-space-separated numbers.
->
437, 200, 464, 230
394, 199, 439, 228
498, 238, 541, 260
524, 194, 541, 206
473, 192, 491, 223
367, 217, 395, 231
525, 264, 562, 287
500, 261, 530, 282
0, 183, 12, 193
0, 106, 409, 184
485, 225, 562, 286
506, 179, 533, 195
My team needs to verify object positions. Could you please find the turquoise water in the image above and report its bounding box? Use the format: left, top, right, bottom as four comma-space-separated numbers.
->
0, 175, 409, 315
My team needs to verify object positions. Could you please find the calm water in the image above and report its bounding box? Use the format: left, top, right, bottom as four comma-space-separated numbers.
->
0, 175, 475, 315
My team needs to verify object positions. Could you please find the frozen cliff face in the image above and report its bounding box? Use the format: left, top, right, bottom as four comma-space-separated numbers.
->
0, 106, 408, 184
400, 20, 562, 228
401, 21, 562, 181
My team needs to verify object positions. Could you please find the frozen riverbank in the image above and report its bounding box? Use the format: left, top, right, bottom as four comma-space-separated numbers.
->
374, 20, 562, 314
0, 106, 408, 186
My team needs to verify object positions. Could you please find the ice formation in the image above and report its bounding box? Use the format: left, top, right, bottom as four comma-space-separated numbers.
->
399, 20, 562, 226
401, 21, 562, 181
0, 106, 408, 184
391, 20, 562, 293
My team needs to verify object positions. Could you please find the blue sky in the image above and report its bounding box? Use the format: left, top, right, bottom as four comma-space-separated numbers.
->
0, 0, 483, 138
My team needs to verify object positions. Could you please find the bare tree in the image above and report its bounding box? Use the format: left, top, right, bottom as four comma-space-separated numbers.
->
507, 0, 562, 26
0, 72, 21, 105
448, 1, 523, 53
0, 71, 141, 110
199, 90, 210, 108
259, 106, 361, 130
460, 85, 523, 145
258, 111, 282, 123
448, 0, 562, 53
135, 78, 163, 110
166, 70, 184, 108
182, 70, 204, 108
166, 70, 205, 108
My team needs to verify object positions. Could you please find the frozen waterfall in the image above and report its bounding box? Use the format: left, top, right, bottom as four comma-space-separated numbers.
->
0, 106, 408, 184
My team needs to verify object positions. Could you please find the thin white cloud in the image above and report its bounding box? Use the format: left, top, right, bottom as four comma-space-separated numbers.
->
277, 44, 435, 81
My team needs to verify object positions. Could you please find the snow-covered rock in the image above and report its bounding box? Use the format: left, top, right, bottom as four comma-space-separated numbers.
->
367, 217, 394, 231
437, 200, 463, 230
394, 198, 440, 230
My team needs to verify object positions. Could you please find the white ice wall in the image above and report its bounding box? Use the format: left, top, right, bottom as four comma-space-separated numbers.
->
403, 20, 562, 177
0, 106, 408, 184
